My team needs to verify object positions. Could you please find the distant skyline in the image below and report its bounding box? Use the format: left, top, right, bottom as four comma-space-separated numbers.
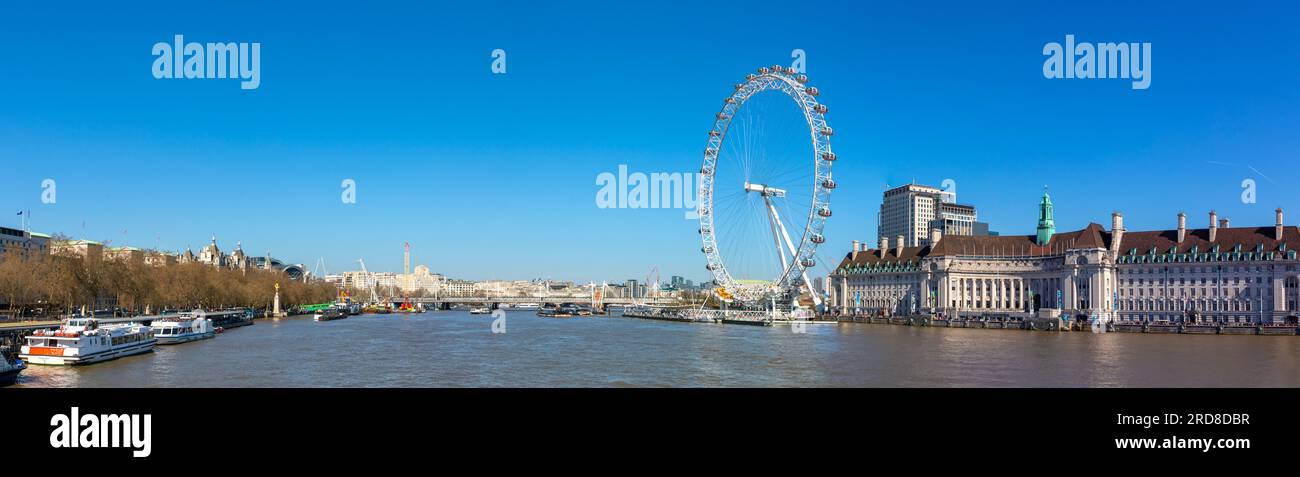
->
2, 1, 1299, 283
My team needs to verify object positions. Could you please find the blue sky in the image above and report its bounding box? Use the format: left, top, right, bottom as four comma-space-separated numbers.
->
2, 1, 1298, 283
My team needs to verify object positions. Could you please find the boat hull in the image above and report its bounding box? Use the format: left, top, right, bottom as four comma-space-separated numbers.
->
21, 339, 157, 366
156, 331, 215, 345
0, 366, 23, 386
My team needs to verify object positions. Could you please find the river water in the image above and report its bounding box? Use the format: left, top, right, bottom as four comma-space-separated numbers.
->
10, 311, 1300, 387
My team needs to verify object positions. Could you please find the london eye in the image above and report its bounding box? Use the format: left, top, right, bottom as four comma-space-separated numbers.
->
697, 65, 836, 310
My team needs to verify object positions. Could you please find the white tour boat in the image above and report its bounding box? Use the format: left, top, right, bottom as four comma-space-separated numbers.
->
20, 318, 156, 366
469, 307, 492, 315
152, 316, 216, 345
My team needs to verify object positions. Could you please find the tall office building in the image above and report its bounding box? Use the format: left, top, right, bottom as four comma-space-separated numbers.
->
878, 183, 984, 247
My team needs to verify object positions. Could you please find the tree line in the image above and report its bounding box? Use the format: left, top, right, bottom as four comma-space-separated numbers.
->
0, 249, 337, 319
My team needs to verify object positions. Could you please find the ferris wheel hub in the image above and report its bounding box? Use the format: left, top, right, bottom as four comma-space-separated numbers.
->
743, 181, 786, 197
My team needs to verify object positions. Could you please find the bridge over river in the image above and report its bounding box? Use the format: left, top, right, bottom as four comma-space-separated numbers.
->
404, 296, 679, 310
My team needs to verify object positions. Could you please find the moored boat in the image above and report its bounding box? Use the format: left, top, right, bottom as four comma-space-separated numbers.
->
153, 316, 216, 345
363, 303, 393, 314
1, 348, 25, 386
190, 309, 254, 329
469, 307, 492, 315
538, 304, 576, 318
314, 307, 348, 321
20, 318, 156, 366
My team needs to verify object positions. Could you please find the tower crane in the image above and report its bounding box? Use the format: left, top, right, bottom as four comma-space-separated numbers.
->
357, 258, 380, 304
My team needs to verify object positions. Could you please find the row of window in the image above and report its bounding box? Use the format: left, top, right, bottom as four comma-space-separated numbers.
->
1121, 276, 1275, 286
1120, 265, 1296, 274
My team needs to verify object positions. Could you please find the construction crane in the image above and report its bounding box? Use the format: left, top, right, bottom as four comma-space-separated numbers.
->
645, 266, 661, 299
398, 243, 415, 312
357, 258, 380, 304
403, 242, 411, 282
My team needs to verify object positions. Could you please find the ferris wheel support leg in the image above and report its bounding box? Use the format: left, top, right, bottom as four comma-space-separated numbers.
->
762, 196, 791, 272
765, 198, 823, 309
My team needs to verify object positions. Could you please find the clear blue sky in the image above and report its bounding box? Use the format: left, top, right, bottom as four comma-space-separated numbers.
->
2, 1, 1298, 283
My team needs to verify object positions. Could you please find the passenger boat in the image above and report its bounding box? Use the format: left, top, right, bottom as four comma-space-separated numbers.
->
152, 316, 216, 345
538, 304, 575, 318
469, 307, 491, 314
20, 318, 156, 366
1, 348, 25, 386
314, 307, 348, 321
190, 309, 254, 329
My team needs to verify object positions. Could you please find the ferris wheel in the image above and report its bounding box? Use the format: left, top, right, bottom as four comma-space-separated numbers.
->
698, 65, 836, 307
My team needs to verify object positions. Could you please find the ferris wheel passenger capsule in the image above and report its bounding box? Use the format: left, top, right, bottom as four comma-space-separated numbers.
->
801, 259, 816, 268
746, 74, 757, 81
702, 246, 713, 253
772, 65, 784, 73
706, 263, 718, 271
822, 179, 837, 189
758, 67, 769, 74
818, 207, 832, 217
806, 86, 819, 96
814, 104, 828, 114
822, 152, 837, 162
820, 127, 834, 136
716, 113, 729, 120
811, 234, 825, 244
797, 75, 808, 83
709, 130, 720, 137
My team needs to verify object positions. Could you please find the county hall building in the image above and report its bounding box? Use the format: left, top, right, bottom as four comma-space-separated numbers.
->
828, 192, 1300, 325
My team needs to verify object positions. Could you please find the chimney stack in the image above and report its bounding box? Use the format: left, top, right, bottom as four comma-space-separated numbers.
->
1110, 212, 1125, 255
1177, 212, 1187, 243
851, 240, 860, 260
1219, 218, 1230, 229
929, 227, 943, 246
1277, 208, 1285, 241
879, 237, 889, 256
1209, 210, 1218, 242
895, 235, 905, 257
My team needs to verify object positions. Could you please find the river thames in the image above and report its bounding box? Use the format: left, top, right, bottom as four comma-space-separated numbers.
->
11, 311, 1300, 387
